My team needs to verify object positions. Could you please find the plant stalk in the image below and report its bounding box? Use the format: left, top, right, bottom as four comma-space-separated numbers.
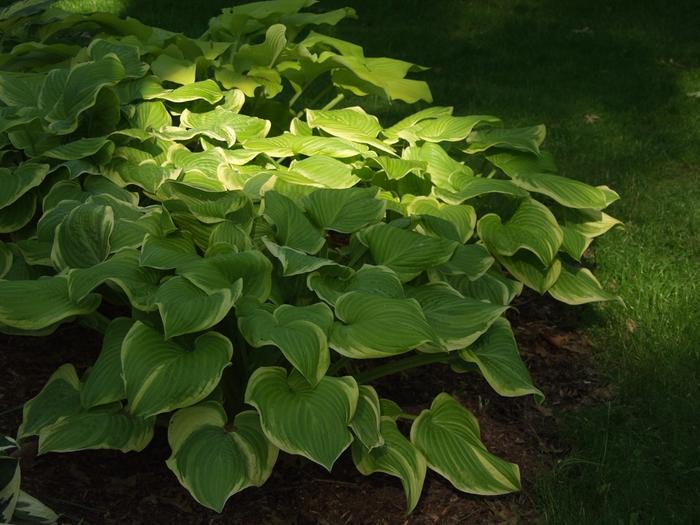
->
355, 353, 454, 384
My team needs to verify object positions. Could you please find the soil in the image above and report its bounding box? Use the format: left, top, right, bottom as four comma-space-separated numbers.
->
0, 294, 613, 525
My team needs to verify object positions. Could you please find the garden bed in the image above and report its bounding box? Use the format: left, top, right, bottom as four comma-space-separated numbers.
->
0, 295, 611, 524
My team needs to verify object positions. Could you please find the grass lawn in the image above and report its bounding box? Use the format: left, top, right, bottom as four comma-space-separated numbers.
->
12, 0, 700, 522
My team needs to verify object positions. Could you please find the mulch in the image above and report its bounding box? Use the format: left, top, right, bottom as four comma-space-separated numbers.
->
0, 294, 614, 524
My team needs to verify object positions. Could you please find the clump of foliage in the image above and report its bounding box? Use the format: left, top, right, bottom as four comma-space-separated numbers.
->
0, 0, 621, 514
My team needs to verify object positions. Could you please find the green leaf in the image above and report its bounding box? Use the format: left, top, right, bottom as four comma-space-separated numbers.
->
560, 210, 622, 261
122, 322, 233, 417
497, 251, 562, 294
404, 115, 500, 143
371, 156, 425, 180
245, 367, 358, 470
436, 171, 529, 203
166, 403, 278, 512
68, 249, 161, 310
238, 302, 333, 386
308, 264, 404, 305
51, 202, 115, 270
383, 106, 454, 143
459, 318, 543, 400
150, 53, 196, 85
0, 276, 100, 331
510, 172, 618, 210
177, 250, 272, 303
0, 164, 49, 209
304, 187, 385, 233
262, 191, 325, 253
407, 282, 508, 351
478, 198, 563, 266
452, 271, 522, 306
348, 385, 383, 450
411, 393, 520, 495
140, 232, 200, 269
289, 156, 360, 188
38, 409, 155, 454
263, 238, 340, 276
42, 137, 112, 161
435, 243, 494, 281
157, 79, 223, 104
359, 223, 457, 282
330, 291, 436, 358
243, 133, 369, 158
44, 55, 127, 135
466, 125, 546, 155
81, 318, 133, 409
11, 490, 58, 525
305, 107, 392, 153
0, 191, 37, 234
548, 265, 619, 305
0, 454, 20, 522
352, 417, 427, 513
19, 364, 81, 439
406, 196, 476, 243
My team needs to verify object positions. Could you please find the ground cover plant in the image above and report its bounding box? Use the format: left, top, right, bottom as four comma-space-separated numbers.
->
0, 0, 621, 518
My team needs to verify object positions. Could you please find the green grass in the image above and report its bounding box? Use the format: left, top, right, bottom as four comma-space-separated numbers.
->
30, 0, 700, 522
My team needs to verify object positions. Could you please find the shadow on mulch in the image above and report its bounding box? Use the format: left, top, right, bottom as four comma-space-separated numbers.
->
0, 295, 614, 525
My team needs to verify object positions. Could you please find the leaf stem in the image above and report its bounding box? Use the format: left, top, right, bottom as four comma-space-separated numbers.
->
355, 353, 454, 384
322, 93, 345, 111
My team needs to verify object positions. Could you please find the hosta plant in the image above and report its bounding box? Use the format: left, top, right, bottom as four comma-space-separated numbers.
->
1, 436, 58, 524
0, 0, 621, 514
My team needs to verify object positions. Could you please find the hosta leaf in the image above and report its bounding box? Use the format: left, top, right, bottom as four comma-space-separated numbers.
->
360, 223, 457, 282
548, 265, 619, 305
39, 410, 155, 454
51, 202, 115, 270
68, 249, 161, 310
405, 115, 500, 143
289, 156, 359, 189
383, 106, 454, 142
89, 38, 147, 79
330, 292, 436, 358
150, 53, 196, 85
0, 191, 37, 233
243, 133, 369, 158
459, 318, 543, 400
406, 196, 476, 243
453, 272, 523, 306
140, 232, 200, 269
0, 71, 43, 107
166, 403, 278, 512
19, 364, 81, 439
477, 198, 563, 266
466, 125, 546, 155
245, 367, 358, 470
510, 172, 618, 210
411, 393, 520, 495
157, 79, 223, 104
0, 242, 11, 279
263, 238, 340, 276
183, 108, 270, 143
305, 107, 392, 153
435, 243, 494, 280
11, 490, 58, 525
42, 137, 112, 161
0, 456, 20, 523
262, 191, 325, 253
44, 54, 127, 135
403, 142, 464, 189
177, 250, 272, 302
497, 251, 562, 294
348, 385, 383, 450
122, 322, 233, 417
437, 171, 528, 204
308, 264, 404, 305
0, 276, 100, 331
372, 156, 425, 180
304, 187, 386, 233
128, 100, 171, 130
407, 282, 507, 351
560, 210, 622, 260
158, 181, 253, 225
352, 417, 426, 513
81, 318, 133, 409
155, 276, 241, 338
238, 302, 333, 385
0, 163, 49, 209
